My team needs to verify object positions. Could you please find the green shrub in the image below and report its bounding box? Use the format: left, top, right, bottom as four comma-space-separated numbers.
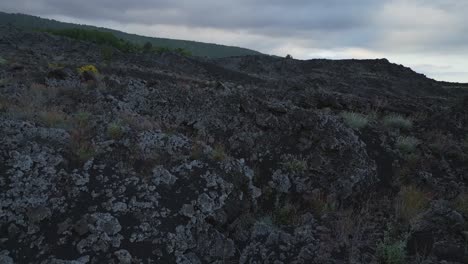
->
395, 185, 429, 222
107, 122, 124, 140
383, 114, 412, 129
212, 144, 226, 161
76, 144, 96, 162
38, 110, 69, 128
281, 158, 308, 173
45, 28, 192, 56
273, 204, 298, 225
454, 192, 468, 218
0, 56, 7, 65
46, 28, 136, 52
396, 136, 419, 153
463, 136, 468, 151
101, 46, 113, 63
340, 112, 369, 129
376, 229, 407, 264
75, 111, 91, 128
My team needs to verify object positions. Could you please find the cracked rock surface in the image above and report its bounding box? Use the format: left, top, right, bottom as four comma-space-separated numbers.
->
1, 26, 468, 263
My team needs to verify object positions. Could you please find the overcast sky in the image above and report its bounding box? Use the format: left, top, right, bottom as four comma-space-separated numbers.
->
1, 0, 467, 82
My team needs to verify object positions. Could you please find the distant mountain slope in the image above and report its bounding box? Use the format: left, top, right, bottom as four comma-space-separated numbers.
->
0, 11, 262, 58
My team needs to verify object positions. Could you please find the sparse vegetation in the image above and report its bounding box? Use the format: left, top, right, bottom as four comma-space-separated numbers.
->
396, 136, 419, 153
212, 144, 226, 161
38, 110, 69, 128
101, 46, 113, 63
306, 190, 336, 216
75, 111, 91, 128
76, 144, 96, 162
273, 203, 298, 225
340, 112, 369, 129
383, 114, 413, 130
48, 62, 65, 70
190, 141, 205, 160
77, 64, 99, 75
453, 192, 468, 218
395, 185, 429, 222
45, 28, 192, 56
70, 111, 95, 162
45, 28, 138, 52
0, 56, 7, 65
281, 156, 308, 173
107, 122, 124, 140
376, 227, 407, 264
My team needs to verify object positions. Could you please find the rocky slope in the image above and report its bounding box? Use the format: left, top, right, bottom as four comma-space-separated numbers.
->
0, 26, 467, 264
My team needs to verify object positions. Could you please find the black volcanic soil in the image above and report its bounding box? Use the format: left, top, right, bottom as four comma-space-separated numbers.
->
0, 25, 468, 264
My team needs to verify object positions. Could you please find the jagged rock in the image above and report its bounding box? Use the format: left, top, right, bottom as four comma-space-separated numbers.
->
1, 25, 467, 264
114, 249, 132, 264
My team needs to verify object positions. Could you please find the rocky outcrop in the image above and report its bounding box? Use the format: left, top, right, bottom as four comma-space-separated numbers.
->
0, 26, 467, 263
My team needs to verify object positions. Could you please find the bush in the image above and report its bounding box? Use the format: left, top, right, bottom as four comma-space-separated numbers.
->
281, 157, 308, 173
454, 192, 468, 217
395, 185, 429, 222
101, 46, 113, 63
376, 229, 407, 264
76, 144, 96, 162
212, 144, 226, 161
383, 114, 412, 129
75, 111, 91, 128
143, 42, 153, 53
273, 203, 298, 225
107, 122, 124, 140
340, 112, 369, 129
396, 136, 419, 153
38, 110, 69, 128
45, 28, 192, 56
0, 56, 7, 65
46, 28, 136, 52
77, 65, 99, 75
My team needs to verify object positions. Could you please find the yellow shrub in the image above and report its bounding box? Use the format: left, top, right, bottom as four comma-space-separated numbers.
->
77, 65, 99, 75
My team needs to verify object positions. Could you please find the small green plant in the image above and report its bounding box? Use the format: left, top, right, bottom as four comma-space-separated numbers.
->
462, 135, 468, 152
101, 46, 113, 63
306, 190, 336, 216
0, 78, 9, 86
76, 144, 96, 162
376, 228, 407, 264
190, 141, 205, 160
75, 111, 91, 128
281, 158, 308, 173
212, 144, 226, 161
273, 203, 298, 225
143, 42, 153, 53
383, 114, 412, 129
107, 122, 124, 140
395, 185, 429, 222
38, 110, 69, 128
0, 56, 8, 65
396, 136, 419, 153
48, 62, 65, 70
77, 65, 99, 75
340, 112, 369, 129
453, 192, 468, 218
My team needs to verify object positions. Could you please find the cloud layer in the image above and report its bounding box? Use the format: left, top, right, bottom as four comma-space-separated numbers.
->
1, 0, 467, 82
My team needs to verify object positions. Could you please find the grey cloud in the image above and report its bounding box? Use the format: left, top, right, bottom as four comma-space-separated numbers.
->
1, 0, 383, 43
0, 0, 467, 82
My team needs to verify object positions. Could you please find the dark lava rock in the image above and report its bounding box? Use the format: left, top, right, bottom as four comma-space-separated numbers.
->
0, 25, 467, 263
